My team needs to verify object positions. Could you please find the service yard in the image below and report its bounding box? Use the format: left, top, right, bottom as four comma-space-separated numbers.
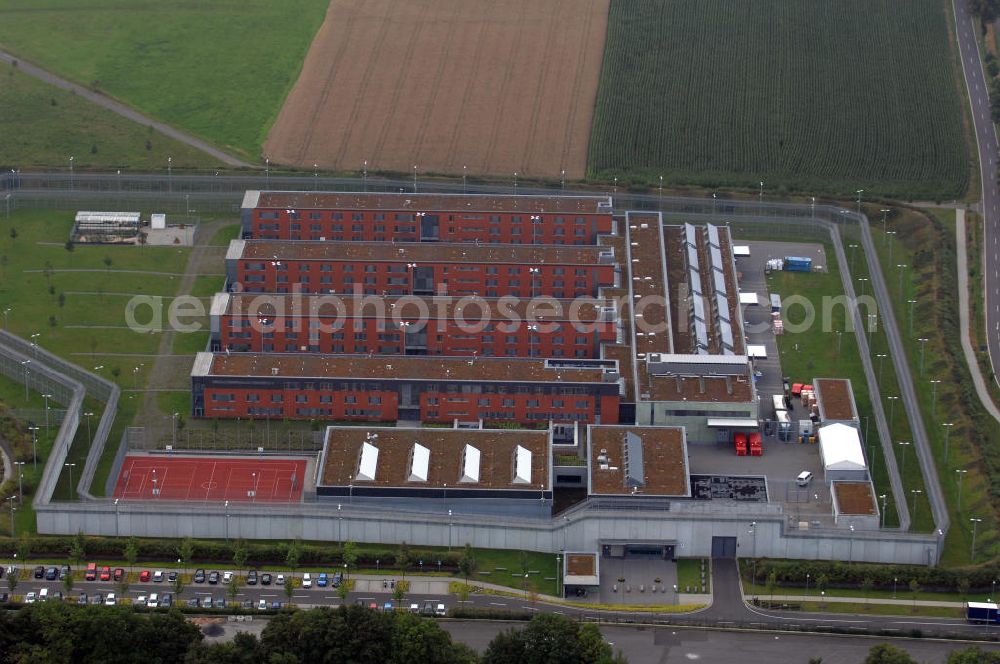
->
264, 0, 609, 180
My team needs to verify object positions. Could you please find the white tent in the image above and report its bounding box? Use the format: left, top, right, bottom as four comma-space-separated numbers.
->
817, 423, 867, 478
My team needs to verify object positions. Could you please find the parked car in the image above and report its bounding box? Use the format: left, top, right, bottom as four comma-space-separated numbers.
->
368, 602, 378, 611
59, 565, 71, 580
85, 563, 97, 581
24, 591, 37, 604
222, 571, 233, 584
332, 572, 343, 588
0, 565, 5, 579
153, 570, 163, 583
200, 596, 213, 608
104, 593, 116, 606
317, 573, 328, 587
435, 603, 447, 616
33, 566, 45, 579
51, 591, 62, 602
0, 592, 9, 603
261, 573, 272, 586
246, 571, 258, 586
241, 599, 253, 609
275, 574, 285, 586
270, 601, 281, 610
409, 603, 420, 613
38, 588, 49, 602
148, 593, 159, 608
383, 601, 394, 612
160, 593, 172, 608
167, 571, 178, 583
135, 595, 147, 607
208, 571, 220, 585
257, 599, 267, 611
186, 598, 199, 608
77, 593, 88, 605
45, 567, 58, 581
99, 566, 111, 582
193, 569, 206, 584
113, 568, 125, 582
90, 593, 103, 605
421, 601, 435, 616
213, 596, 226, 609
139, 570, 151, 582
302, 573, 312, 589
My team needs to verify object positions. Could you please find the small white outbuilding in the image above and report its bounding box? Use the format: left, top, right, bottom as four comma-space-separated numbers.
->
817, 423, 868, 481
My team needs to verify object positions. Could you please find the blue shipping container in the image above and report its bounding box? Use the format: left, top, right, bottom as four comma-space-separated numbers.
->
783, 256, 813, 272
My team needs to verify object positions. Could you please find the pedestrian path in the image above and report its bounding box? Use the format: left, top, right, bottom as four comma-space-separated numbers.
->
753, 593, 965, 608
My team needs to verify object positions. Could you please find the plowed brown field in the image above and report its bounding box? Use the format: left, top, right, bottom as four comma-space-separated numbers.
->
264, 0, 609, 180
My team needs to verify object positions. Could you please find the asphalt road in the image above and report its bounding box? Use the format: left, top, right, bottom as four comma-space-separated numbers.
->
953, 1, 1000, 388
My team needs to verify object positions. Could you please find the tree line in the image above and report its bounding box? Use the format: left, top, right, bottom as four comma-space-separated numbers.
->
0, 603, 626, 664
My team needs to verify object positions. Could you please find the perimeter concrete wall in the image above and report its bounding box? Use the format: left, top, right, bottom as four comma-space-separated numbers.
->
36, 500, 939, 565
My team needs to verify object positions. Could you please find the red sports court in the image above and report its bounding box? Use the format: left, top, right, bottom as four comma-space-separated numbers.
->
112, 456, 307, 502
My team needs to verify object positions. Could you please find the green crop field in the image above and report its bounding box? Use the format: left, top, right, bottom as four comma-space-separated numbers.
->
0, 0, 329, 163
0, 63, 210, 169
589, 0, 970, 200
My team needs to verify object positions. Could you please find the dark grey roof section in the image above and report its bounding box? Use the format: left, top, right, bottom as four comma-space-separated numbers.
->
646, 353, 750, 377
623, 432, 645, 488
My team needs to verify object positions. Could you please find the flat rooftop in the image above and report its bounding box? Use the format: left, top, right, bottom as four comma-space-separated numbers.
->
247, 190, 612, 215
214, 292, 614, 324
833, 481, 877, 516
815, 378, 858, 421
319, 426, 550, 491
626, 212, 672, 360
231, 239, 609, 265
565, 553, 597, 576
193, 352, 616, 384
588, 425, 689, 497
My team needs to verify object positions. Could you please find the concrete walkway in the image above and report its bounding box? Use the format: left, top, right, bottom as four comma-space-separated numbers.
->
751, 593, 965, 609
0, 50, 253, 168
956, 209, 1000, 424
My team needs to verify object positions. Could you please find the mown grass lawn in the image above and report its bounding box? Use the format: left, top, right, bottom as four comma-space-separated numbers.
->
0, 62, 211, 169
0, 0, 329, 162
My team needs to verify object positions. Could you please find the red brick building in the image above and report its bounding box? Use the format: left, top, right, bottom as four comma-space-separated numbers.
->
226, 240, 618, 297
209, 292, 621, 357
191, 352, 622, 427
241, 191, 614, 245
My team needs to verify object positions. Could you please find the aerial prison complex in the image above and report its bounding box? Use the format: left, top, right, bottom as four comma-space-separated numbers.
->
50, 190, 940, 577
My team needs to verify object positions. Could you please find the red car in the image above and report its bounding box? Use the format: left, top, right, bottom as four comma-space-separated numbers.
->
99, 566, 111, 581
85, 563, 97, 581
139, 570, 151, 582
113, 568, 125, 581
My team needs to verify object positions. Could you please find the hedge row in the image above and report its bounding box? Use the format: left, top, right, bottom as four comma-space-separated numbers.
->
742, 558, 1000, 592
0, 535, 463, 570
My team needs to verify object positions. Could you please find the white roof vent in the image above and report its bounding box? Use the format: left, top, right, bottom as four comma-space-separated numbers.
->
512, 445, 532, 485
408, 443, 430, 483
459, 444, 481, 483
356, 442, 379, 482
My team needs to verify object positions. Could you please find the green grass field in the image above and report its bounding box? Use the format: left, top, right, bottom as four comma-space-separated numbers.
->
0, 0, 329, 162
868, 207, 1000, 564
0, 62, 210, 169
763, 246, 907, 528
589, 0, 969, 199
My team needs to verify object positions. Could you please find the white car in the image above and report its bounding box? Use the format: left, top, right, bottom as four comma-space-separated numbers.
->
435, 603, 446, 616
153, 570, 163, 583
302, 573, 312, 588
276, 574, 285, 586
135, 595, 147, 607
257, 599, 267, 611
148, 593, 158, 608
105, 593, 117, 606
222, 571, 233, 584
24, 591, 36, 604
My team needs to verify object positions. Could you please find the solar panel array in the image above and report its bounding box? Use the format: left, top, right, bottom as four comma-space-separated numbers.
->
623, 432, 645, 488
706, 224, 736, 355
683, 224, 710, 354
